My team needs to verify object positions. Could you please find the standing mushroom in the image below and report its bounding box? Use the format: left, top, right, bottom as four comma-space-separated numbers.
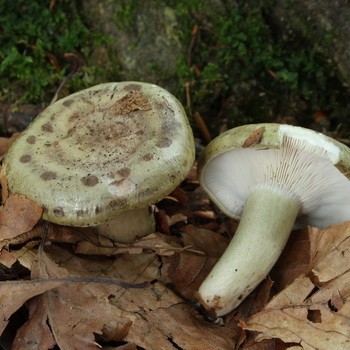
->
1, 82, 195, 241
197, 123, 350, 316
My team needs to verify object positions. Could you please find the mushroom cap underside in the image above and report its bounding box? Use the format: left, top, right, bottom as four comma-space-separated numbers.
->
198, 123, 350, 228
3, 82, 195, 226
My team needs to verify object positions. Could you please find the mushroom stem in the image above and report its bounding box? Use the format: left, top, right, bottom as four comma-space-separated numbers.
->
96, 206, 155, 243
197, 187, 300, 316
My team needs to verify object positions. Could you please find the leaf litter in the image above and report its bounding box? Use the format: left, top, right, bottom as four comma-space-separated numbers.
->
241, 223, 350, 350
0, 134, 350, 348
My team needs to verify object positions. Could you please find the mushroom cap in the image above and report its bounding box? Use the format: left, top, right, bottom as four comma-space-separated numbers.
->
3, 82, 195, 226
198, 123, 350, 228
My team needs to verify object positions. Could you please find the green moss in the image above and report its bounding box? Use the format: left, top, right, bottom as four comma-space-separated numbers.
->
173, 1, 348, 129
1, 0, 349, 133
113, 0, 138, 29
0, 0, 108, 103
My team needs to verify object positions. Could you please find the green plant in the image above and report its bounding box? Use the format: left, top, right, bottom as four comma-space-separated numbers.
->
174, 1, 348, 129
0, 0, 105, 103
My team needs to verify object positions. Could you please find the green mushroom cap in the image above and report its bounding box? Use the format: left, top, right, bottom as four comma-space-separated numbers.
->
3, 82, 195, 226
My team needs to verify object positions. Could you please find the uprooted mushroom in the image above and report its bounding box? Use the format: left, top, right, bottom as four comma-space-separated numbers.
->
1, 82, 195, 242
197, 123, 350, 316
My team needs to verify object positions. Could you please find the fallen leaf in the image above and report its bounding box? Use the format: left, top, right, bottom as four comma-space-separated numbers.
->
238, 277, 274, 319
161, 251, 216, 301
242, 274, 350, 349
0, 249, 18, 268
0, 167, 8, 202
112, 90, 152, 115
168, 212, 188, 226
63, 247, 240, 349
180, 224, 229, 258
168, 186, 189, 205
0, 133, 20, 158
13, 295, 57, 350
0, 279, 65, 334
12, 248, 141, 349
309, 222, 350, 282
75, 233, 197, 257
10, 241, 38, 270
0, 194, 43, 241
3, 238, 241, 349
242, 221, 350, 349
154, 209, 171, 235
270, 228, 311, 292
242, 126, 265, 147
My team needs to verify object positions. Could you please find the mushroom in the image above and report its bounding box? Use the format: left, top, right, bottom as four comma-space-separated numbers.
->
1, 82, 195, 242
197, 123, 350, 316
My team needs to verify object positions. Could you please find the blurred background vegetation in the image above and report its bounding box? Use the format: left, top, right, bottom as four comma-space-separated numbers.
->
1, 0, 349, 138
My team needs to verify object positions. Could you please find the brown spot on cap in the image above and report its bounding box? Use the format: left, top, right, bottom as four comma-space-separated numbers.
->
41, 123, 53, 133
63, 98, 74, 108
53, 207, 65, 217
67, 127, 76, 136
109, 178, 136, 196
123, 84, 142, 92
109, 198, 127, 208
95, 206, 103, 214
81, 175, 99, 186
40, 171, 57, 181
156, 137, 172, 148
76, 209, 87, 217
117, 167, 131, 178
142, 154, 153, 161
138, 187, 156, 200
20, 155, 32, 163
26, 136, 36, 144
69, 112, 80, 122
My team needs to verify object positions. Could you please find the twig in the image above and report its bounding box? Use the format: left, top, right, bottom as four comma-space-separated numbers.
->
50, 53, 81, 104
187, 24, 199, 67
53, 276, 149, 289
194, 111, 212, 143
14, 277, 149, 289
35, 223, 149, 289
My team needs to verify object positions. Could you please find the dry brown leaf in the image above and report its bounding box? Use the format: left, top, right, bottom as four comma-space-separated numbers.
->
242, 126, 265, 147
242, 274, 350, 349
161, 251, 216, 301
242, 221, 350, 350
0, 167, 8, 202
0, 133, 20, 158
13, 248, 140, 349
3, 240, 241, 349
238, 277, 274, 319
0, 279, 65, 334
180, 224, 229, 258
10, 241, 38, 270
112, 90, 152, 115
168, 212, 188, 226
239, 338, 288, 350
0, 249, 18, 268
0, 194, 43, 241
309, 222, 350, 282
75, 232, 195, 257
270, 228, 311, 292
168, 186, 189, 205
48, 245, 240, 349
13, 295, 57, 350
154, 208, 171, 234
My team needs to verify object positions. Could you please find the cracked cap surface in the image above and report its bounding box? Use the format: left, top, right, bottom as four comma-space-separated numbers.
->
3, 82, 195, 226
